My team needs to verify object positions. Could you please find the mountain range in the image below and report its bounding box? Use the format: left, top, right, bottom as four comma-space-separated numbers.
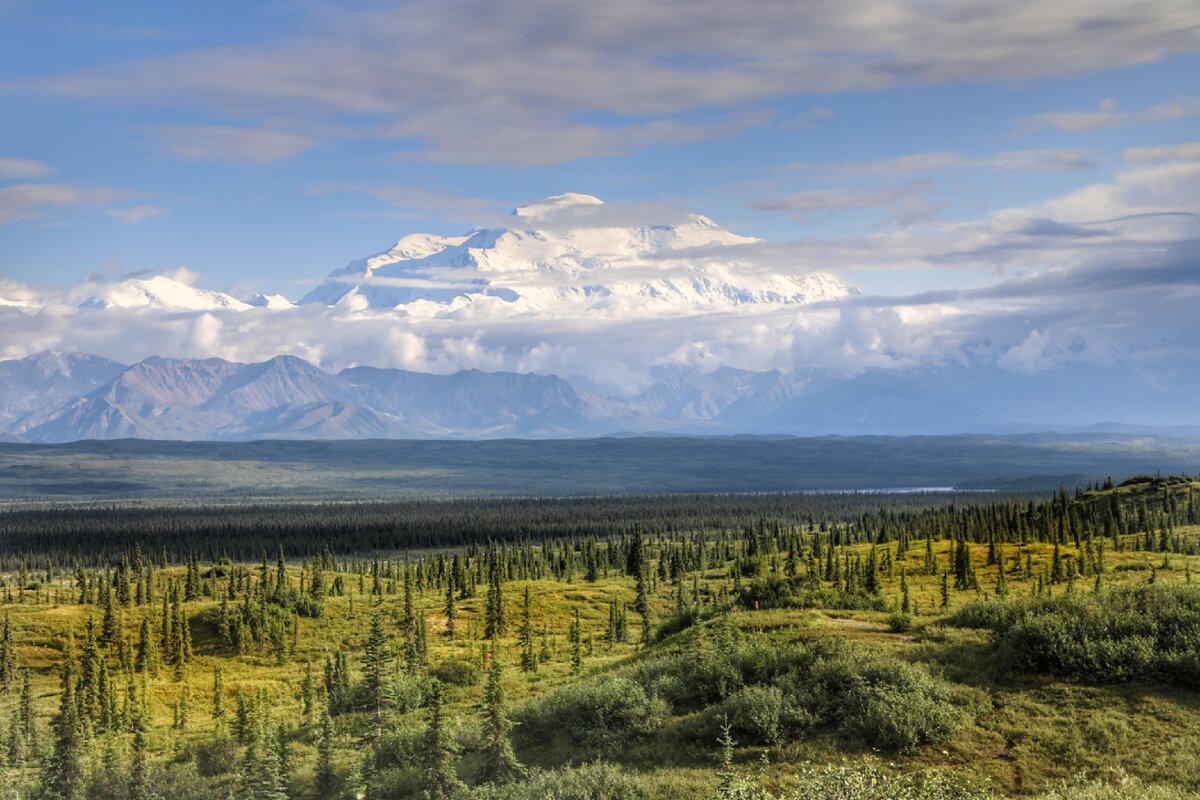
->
2, 194, 1195, 441
2, 350, 1197, 443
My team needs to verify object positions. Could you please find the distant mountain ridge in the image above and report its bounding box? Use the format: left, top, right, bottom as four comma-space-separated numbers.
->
1, 351, 1197, 443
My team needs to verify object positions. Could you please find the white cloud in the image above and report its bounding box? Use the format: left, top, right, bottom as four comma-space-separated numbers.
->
155, 125, 315, 163
0, 183, 122, 224
1042, 160, 1200, 221
0, 157, 55, 179
998, 329, 1054, 373
107, 204, 166, 224
1017, 96, 1200, 134
1123, 141, 1200, 162
10, 0, 1199, 166
783, 149, 1099, 179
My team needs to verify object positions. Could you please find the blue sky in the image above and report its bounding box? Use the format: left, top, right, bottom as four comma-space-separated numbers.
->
0, 0, 1198, 387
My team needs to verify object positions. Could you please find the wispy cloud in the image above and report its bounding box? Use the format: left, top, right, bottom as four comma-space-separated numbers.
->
0, 183, 123, 224
8, 0, 1199, 166
782, 149, 1100, 179
154, 124, 315, 163
106, 204, 166, 224
1123, 141, 1200, 162
1016, 96, 1200, 134
0, 157, 56, 179
306, 184, 502, 221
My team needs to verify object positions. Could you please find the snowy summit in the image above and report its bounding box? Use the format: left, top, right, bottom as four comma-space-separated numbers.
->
302, 193, 852, 314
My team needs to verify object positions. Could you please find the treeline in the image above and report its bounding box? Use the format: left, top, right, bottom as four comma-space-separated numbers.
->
1, 479, 1198, 573
0, 491, 1022, 567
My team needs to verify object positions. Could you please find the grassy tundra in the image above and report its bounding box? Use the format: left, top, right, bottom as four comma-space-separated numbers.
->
0, 476, 1198, 799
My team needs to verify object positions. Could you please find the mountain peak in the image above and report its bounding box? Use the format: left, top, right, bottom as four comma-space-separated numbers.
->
83, 275, 252, 312
302, 195, 854, 311
512, 192, 604, 218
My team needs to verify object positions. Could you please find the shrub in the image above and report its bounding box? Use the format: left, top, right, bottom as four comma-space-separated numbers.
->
292, 593, 325, 618
738, 576, 885, 612
712, 684, 792, 745
473, 761, 651, 800
782, 647, 960, 752
430, 657, 481, 687
887, 611, 914, 632
514, 676, 667, 751
391, 670, 428, 713
1035, 772, 1188, 800
718, 761, 990, 800
951, 585, 1200, 686
948, 597, 1022, 631
654, 607, 701, 641
635, 633, 958, 752
189, 733, 240, 777
375, 721, 425, 770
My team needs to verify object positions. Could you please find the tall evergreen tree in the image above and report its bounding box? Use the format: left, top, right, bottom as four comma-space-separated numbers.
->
316, 705, 337, 797
444, 582, 456, 640
363, 612, 392, 719
128, 716, 149, 800
569, 609, 583, 675
42, 654, 86, 800
422, 681, 465, 800
478, 647, 523, 784
518, 587, 537, 673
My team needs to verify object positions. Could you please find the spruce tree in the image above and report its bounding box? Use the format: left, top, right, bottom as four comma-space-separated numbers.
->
569, 608, 583, 675
444, 581, 456, 640
42, 654, 86, 800
213, 666, 226, 722
422, 681, 465, 800
0, 613, 15, 693
363, 612, 392, 719
518, 587, 537, 673
301, 662, 316, 725
129, 718, 149, 800
484, 558, 505, 640
20, 668, 37, 755
479, 647, 523, 784
316, 705, 337, 797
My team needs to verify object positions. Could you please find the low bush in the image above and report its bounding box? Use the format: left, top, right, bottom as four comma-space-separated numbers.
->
375, 721, 426, 771
738, 575, 886, 612
636, 629, 959, 752
430, 657, 482, 687
950, 585, 1200, 685
472, 761, 651, 800
785, 647, 961, 751
514, 675, 667, 751
391, 670, 429, 713
708, 684, 796, 745
188, 733, 240, 777
947, 598, 1021, 631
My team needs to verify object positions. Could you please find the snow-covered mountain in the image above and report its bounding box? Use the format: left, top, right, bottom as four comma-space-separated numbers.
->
245, 293, 295, 310
302, 193, 852, 312
82, 275, 253, 311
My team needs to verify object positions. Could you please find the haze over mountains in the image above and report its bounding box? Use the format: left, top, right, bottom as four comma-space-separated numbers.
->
1, 349, 1196, 443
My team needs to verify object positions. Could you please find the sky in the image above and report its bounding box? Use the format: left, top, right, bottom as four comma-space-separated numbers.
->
0, 0, 1198, 392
